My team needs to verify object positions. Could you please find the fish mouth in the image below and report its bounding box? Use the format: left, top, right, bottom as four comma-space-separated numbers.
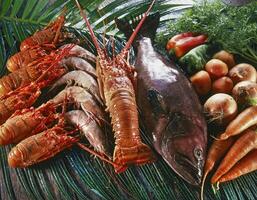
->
160, 130, 205, 186
152, 112, 207, 185
173, 152, 203, 185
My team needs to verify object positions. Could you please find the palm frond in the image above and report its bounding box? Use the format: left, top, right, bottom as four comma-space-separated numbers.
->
1, 0, 257, 200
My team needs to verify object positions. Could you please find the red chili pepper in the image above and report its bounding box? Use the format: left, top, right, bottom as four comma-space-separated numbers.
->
174, 34, 208, 58
166, 32, 194, 51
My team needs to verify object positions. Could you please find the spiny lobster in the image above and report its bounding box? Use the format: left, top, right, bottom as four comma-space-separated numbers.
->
0, 44, 75, 125
75, 0, 156, 172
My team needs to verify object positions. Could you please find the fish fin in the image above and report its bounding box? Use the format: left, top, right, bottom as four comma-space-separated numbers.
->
115, 12, 160, 49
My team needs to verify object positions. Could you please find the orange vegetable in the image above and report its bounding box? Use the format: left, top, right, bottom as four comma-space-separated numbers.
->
212, 77, 233, 94
219, 106, 257, 140
228, 63, 257, 84
205, 59, 228, 79
174, 34, 207, 58
213, 50, 235, 69
211, 128, 257, 184
218, 149, 257, 183
190, 70, 211, 96
166, 32, 194, 51
200, 136, 235, 200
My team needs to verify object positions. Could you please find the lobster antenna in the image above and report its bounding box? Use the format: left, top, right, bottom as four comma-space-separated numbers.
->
98, 8, 109, 62
77, 142, 120, 168
112, 37, 115, 60
75, 0, 101, 53
122, 0, 156, 53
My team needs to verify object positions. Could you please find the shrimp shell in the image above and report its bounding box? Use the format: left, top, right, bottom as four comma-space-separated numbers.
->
20, 15, 67, 51
60, 44, 96, 63
65, 110, 110, 156
0, 65, 42, 96
61, 57, 96, 78
0, 83, 41, 125
49, 70, 101, 103
51, 86, 104, 117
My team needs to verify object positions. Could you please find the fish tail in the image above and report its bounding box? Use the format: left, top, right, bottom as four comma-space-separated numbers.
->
115, 12, 160, 48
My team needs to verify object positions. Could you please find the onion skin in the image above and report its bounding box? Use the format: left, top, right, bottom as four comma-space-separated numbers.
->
212, 76, 233, 94
213, 50, 235, 69
232, 81, 257, 107
228, 63, 257, 84
205, 59, 228, 80
204, 93, 238, 126
190, 70, 211, 96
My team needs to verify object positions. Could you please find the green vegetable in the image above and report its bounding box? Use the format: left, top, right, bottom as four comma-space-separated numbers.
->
158, 1, 257, 64
179, 44, 209, 74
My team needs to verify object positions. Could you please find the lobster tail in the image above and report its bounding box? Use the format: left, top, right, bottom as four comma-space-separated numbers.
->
109, 88, 154, 173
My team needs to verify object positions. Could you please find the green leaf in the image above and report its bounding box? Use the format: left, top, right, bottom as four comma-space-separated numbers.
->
0, 0, 12, 16
10, 0, 23, 17
30, 0, 49, 20
22, 0, 38, 19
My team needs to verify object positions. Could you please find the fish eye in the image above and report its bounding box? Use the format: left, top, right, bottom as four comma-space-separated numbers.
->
194, 148, 203, 160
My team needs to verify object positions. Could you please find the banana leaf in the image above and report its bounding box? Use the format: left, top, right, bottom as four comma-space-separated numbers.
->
0, 0, 256, 200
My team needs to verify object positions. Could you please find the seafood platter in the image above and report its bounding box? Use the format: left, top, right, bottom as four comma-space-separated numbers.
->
0, 0, 256, 199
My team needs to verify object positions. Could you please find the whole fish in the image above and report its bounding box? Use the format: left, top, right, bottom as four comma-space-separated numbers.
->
116, 13, 207, 185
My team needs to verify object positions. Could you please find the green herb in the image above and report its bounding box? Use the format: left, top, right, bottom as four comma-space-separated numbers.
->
157, 1, 257, 64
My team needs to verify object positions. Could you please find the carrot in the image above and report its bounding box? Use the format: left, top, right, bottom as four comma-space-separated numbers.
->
218, 149, 257, 183
200, 136, 235, 200
166, 32, 194, 51
219, 106, 257, 140
211, 128, 257, 184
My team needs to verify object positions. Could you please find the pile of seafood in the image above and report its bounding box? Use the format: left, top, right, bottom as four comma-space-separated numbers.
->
0, 1, 159, 174
0, 13, 111, 168
0, 0, 211, 192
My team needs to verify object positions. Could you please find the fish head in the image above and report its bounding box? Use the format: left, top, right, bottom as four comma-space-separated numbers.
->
147, 88, 206, 185
158, 112, 206, 186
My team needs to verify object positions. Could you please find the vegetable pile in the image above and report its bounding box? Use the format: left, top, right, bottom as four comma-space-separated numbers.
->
157, 0, 257, 64
162, 1, 257, 197
169, 37, 257, 197
169, 41, 257, 198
